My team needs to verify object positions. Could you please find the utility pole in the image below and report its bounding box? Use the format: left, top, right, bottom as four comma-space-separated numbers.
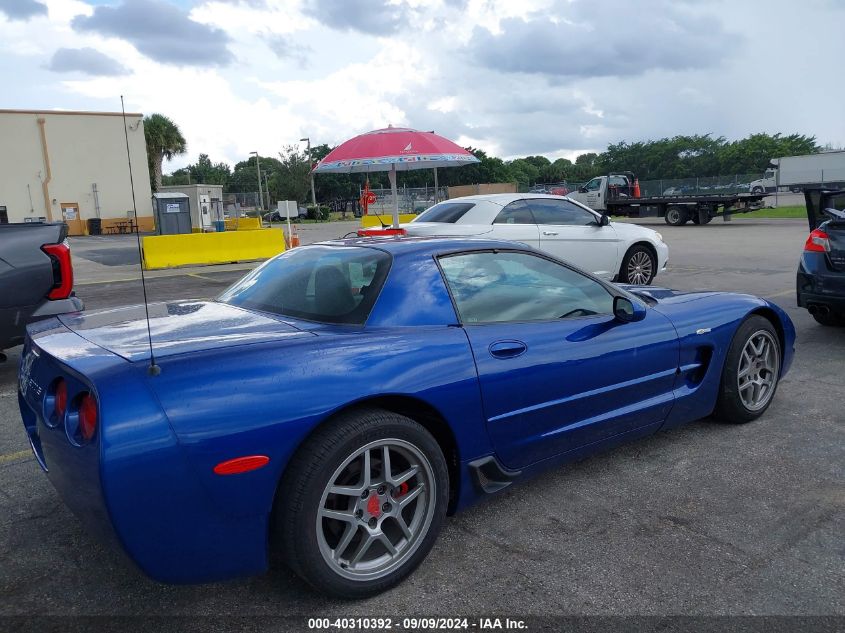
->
250, 151, 263, 211
300, 137, 318, 220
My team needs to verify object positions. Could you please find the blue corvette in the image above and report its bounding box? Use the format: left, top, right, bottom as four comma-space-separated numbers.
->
18, 237, 794, 598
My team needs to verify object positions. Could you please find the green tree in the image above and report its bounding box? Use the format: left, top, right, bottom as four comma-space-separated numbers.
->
143, 113, 187, 191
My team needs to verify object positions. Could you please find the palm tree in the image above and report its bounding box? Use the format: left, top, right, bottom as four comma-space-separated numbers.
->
143, 113, 187, 191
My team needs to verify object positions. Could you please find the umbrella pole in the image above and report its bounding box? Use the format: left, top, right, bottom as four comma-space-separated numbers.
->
433, 167, 439, 204
389, 164, 400, 229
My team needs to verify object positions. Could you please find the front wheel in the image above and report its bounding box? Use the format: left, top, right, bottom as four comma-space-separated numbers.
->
713, 315, 781, 424
619, 245, 657, 285
276, 408, 449, 598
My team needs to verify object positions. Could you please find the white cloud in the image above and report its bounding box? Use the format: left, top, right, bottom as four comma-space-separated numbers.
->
1, 0, 843, 172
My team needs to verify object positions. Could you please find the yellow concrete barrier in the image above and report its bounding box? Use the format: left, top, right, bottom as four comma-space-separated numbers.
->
361, 214, 417, 227
142, 229, 285, 270
225, 217, 263, 231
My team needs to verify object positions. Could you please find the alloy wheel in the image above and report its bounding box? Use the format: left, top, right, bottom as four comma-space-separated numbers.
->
737, 330, 779, 411
626, 250, 654, 285
316, 438, 436, 582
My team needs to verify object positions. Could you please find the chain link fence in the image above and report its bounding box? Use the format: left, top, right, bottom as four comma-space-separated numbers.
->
366, 186, 449, 215
224, 192, 262, 213
638, 174, 763, 197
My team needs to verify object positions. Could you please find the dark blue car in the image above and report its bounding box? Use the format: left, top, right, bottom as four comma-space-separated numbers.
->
797, 189, 845, 326
17, 237, 795, 598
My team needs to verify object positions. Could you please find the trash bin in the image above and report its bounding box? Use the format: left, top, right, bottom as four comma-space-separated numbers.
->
87, 218, 102, 235
214, 220, 226, 232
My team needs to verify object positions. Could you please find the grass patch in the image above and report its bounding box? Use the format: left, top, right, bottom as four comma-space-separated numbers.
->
740, 205, 806, 218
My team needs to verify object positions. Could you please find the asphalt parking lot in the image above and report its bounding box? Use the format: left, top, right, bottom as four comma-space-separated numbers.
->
0, 218, 842, 619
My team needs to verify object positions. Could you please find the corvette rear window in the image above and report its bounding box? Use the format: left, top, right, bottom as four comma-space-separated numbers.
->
413, 202, 475, 223
218, 246, 391, 325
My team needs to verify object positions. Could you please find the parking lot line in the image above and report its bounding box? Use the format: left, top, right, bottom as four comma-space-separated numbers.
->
187, 273, 220, 282
766, 289, 796, 299
0, 449, 32, 465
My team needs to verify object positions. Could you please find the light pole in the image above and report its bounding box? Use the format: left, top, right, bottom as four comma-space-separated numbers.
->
250, 151, 264, 212
300, 137, 318, 220
262, 170, 271, 209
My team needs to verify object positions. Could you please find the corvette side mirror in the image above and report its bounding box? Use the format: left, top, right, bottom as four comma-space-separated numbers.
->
599, 214, 610, 226
614, 296, 646, 323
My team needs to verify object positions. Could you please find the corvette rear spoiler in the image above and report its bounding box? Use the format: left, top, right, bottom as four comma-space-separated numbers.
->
805, 189, 845, 230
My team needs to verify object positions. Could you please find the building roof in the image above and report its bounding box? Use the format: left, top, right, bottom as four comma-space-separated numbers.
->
152, 192, 189, 199
0, 108, 143, 118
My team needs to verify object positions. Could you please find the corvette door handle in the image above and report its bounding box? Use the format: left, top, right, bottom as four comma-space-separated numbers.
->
542, 231, 559, 236
489, 340, 527, 359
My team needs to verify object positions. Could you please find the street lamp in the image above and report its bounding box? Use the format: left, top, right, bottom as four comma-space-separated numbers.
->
300, 137, 318, 220
250, 151, 264, 211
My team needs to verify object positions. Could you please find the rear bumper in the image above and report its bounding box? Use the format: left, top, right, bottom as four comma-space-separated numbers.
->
796, 254, 845, 311
18, 328, 270, 585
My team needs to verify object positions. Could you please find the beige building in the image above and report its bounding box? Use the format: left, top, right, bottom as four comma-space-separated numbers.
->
0, 109, 153, 235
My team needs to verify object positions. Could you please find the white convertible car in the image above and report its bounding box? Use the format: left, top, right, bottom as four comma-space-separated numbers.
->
403, 194, 668, 285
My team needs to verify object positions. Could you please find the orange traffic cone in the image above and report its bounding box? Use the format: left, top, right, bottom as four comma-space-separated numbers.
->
633, 179, 641, 198
290, 225, 301, 248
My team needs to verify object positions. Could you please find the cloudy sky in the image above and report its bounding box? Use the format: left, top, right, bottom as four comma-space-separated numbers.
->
1, 0, 843, 171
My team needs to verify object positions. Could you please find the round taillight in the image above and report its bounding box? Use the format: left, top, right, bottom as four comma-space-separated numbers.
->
55, 379, 68, 418
79, 393, 98, 441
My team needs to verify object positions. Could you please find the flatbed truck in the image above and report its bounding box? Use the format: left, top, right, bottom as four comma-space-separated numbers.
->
568, 172, 769, 226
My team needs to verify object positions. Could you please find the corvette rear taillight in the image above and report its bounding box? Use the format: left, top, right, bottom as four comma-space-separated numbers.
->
55, 379, 67, 419
78, 393, 98, 441
805, 229, 831, 253
41, 240, 74, 300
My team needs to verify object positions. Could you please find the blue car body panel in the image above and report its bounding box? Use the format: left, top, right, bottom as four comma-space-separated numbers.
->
17, 237, 796, 584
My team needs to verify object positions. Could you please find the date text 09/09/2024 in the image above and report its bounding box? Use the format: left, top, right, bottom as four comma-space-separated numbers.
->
307, 617, 527, 630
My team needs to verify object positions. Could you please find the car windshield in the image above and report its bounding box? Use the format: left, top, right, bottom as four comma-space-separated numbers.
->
414, 202, 475, 223
218, 245, 391, 325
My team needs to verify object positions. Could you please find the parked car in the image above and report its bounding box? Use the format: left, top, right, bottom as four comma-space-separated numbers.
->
264, 207, 306, 222
19, 237, 794, 598
0, 222, 83, 360
797, 189, 845, 326
403, 194, 668, 285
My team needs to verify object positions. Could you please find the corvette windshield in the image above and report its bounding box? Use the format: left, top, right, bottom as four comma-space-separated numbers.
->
218, 245, 391, 325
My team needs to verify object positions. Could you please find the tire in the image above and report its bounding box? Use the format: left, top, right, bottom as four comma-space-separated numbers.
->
712, 315, 781, 424
664, 206, 687, 226
276, 407, 449, 598
811, 310, 845, 327
618, 244, 657, 285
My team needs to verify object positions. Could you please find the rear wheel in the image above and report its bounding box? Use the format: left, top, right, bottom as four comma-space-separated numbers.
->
276, 408, 448, 598
664, 206, 687, 226
619, 245, 657, 285
713, 316, 781, 424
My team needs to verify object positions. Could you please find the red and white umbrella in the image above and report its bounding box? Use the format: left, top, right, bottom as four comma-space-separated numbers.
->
312, 126, 479, 228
